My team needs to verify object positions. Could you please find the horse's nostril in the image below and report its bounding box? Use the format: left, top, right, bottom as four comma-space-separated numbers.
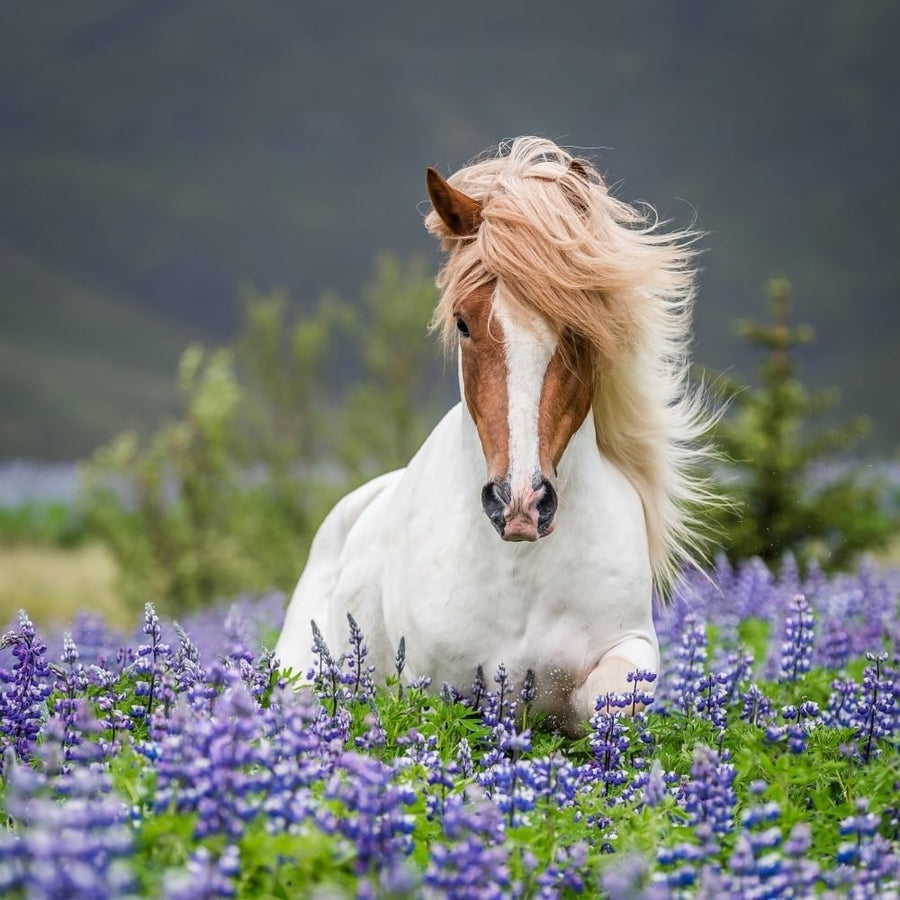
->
481, 478, 510, 536
536, 478, 558, 534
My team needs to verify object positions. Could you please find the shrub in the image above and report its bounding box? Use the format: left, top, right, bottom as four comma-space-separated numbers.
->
81, 256, 445, 615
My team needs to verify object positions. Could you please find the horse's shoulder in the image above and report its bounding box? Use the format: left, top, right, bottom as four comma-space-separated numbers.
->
301, 469, 400, 561
336, 469, 405, 529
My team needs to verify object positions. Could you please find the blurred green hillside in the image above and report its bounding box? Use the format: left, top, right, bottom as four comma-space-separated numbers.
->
2, 1, 899, 457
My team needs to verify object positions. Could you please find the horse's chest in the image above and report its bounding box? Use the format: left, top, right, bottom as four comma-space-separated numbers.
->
387, 538, 620, 690
379, 444, 652, 693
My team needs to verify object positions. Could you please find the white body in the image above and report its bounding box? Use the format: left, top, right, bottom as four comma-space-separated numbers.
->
276, 395, 658, 730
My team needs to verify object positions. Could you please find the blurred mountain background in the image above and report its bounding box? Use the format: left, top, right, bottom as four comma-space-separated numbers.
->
2, 1, 899, 460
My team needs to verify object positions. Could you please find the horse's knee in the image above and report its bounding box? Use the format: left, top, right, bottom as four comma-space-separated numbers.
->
570, 643, 659, 724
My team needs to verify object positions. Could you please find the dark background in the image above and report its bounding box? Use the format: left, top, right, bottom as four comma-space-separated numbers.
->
2, 1, 898, 459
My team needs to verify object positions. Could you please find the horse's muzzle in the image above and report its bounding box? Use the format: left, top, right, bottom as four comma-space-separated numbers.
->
481, 474, 558, 542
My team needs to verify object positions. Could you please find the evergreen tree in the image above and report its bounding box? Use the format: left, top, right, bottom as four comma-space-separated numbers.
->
711, 277, 899, 569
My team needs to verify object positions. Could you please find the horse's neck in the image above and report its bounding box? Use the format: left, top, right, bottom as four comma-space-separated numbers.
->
554, 409, 601, 491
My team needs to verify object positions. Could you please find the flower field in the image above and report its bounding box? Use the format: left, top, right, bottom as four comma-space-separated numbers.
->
0, 556, 897, 898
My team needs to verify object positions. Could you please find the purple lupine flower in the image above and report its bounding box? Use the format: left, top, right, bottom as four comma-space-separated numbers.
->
777, 594, 815, 683
710, 648, 754, 705
822, 653, 898, 763
839, 797, 880, 853
424, 795, 510, 899
128, 603, 172, 720
412, 735, 459, 822
740, 799, 782, 831
257, 686, 334, 832
779, 822, 823, 895
354, 709, 388, 753
477, 716, 539, 827
346, 612, 375, 701
661, 613, 707, 715
679, 745, 737, 844
830, 797, 900, 893
394, 635, 406, 696
600, 853, 659, 900
739, 683, 775, 728
822, 675, 859, 729
237, 646, 283, 701
88, 661, 134, 751
162, 844, 241, 900
482, 663, 514, 730
325, 752, 416, 874
626, 668, 657, 715
456, 738, 474, 779
589, 694, 632, 796
766, 700, 820, 754
219, 604, 256, 666
655, 840, 705, 890
66, 611, 123, 668
857, 652, 897, 763
309, 619, 354, 717
694, 671, 730, 732
170, 621, 215, 708
534, 841, 589, 897
521, 667, 536, 713
0, 741, 134, 898
721, 789, 822, 897
0, 611, 53, 767
643, 759, 675, 809
818, 616, 852, 670
395, 727, 437, 769
48, 632, 90, 767
476, 734, 540, 826
151, 677, 268, 841
527, 752, 584, 811
469, 664, 486, 712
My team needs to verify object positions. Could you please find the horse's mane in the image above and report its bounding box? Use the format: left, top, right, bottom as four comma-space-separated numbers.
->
426, 136, 719, 594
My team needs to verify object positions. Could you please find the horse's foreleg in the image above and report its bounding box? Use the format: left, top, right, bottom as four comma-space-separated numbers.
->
570, 637, 659, 724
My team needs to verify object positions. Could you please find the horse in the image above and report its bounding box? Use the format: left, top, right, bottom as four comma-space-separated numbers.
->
275, 136, 714, 732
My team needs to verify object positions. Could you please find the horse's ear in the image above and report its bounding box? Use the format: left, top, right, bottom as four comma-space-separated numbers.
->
568, 159, 590, 181
426, 167, 483, 237
563, 159, 592, 216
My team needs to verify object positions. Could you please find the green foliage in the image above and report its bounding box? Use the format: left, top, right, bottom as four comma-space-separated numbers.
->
0, 502, 87, 547
336, 255, 447, 479
82, 346, 290, 612
81, 256, 444, 614
709, 277, 900, 570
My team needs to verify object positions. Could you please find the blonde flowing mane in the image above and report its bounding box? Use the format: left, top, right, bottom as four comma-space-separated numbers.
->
426, 136, 717, 594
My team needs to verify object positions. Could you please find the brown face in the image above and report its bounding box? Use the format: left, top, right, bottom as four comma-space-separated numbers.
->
455, 280, 594, 541
427, 164, 595, 541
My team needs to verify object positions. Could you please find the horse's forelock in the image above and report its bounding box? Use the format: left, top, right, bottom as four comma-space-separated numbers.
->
430, 137, 696, 365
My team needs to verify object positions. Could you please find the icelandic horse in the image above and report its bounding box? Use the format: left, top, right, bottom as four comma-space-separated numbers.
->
276, 137, 714, 732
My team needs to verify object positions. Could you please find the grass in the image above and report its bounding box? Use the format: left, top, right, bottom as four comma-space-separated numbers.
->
0, 541, 128, 629
875, 530, 900, 566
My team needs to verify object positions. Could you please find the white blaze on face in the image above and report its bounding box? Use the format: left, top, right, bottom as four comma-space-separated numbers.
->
493, 287, 558, 496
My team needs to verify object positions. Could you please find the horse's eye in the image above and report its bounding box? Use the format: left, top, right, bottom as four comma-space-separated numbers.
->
456, 316, 470, 338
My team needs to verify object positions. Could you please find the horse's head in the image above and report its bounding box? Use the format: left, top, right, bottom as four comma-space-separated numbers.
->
426, 167, 594, 542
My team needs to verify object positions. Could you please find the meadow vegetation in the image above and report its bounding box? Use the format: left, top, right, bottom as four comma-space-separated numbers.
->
0, 557, 896, 897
